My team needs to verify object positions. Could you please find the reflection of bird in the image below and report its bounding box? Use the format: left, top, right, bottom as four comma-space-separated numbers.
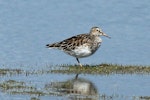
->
46, 26, 110, 67
45, 74, 98, 99
72, 74, 98, 96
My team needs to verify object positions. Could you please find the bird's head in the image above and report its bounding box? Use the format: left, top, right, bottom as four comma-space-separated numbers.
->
90, 27, 111, 38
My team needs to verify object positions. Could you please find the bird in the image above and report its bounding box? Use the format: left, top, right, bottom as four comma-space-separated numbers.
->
46, 26, 110, 67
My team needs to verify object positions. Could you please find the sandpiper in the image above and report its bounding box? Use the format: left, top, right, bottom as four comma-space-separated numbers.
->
46, 26, 110, 67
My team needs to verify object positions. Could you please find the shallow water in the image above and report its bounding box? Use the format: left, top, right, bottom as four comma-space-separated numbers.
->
0, 0, 150, 68
0, 0, 150, 99
0, 72, 149, 100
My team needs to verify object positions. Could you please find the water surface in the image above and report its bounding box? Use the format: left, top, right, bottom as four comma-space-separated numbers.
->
0, 0, 150, 69
0, 0, 149, 99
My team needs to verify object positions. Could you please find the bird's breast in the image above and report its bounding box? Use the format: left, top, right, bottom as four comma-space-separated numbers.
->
95, 37, 102, 43
70, 44, 92, 58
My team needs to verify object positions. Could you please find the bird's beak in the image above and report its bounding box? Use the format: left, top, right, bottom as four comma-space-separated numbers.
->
103, 33, 111, 39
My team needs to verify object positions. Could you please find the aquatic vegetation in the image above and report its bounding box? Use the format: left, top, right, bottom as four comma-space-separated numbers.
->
0, 64, 150, 76
0, 69, 22, 76
0, 79, 149, 100
0, 80, 44, 96
0, 64, 150, 100
50, 64, 150, 74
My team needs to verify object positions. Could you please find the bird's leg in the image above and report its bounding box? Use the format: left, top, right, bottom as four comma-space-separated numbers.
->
76, 58, 82, 67
75, 74, 79, 79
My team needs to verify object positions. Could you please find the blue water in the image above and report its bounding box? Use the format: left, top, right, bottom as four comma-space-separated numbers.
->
0, 0, 150, 69
0, 73, 149, 100
0, 0, 150, 68
0, 1, 150, 99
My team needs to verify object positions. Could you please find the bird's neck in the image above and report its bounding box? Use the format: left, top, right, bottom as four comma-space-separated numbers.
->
94, 36, 102, 43
88, 35, 102, 43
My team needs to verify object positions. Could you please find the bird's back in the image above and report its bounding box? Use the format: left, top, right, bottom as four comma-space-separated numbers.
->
46, 34, 92, 50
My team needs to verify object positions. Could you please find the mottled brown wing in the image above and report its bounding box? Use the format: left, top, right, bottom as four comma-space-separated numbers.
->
46, 34, 92, 51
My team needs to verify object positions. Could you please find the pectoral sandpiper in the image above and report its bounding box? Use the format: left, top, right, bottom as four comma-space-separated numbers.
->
46, 26, 110, 67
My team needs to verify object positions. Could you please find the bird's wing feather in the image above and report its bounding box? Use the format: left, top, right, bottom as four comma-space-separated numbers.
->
46, 34, 92, 51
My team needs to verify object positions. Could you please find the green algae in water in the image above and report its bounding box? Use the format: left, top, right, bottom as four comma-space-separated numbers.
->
0, 80, 42, 95
0, 64, 150, 75
50, 64, 150, 74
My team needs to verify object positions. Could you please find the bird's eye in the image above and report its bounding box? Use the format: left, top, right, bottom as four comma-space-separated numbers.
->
96, 29, 99, 31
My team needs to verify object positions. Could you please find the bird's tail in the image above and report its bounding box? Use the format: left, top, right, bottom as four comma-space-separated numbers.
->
46, 43, 60, 49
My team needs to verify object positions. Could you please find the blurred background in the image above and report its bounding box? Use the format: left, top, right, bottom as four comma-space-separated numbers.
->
0, 0, 150, 69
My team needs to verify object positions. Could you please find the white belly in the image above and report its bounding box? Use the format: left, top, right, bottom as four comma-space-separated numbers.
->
70, 45, 92, 58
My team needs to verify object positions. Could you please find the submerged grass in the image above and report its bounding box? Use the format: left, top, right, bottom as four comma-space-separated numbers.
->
0, 79, 149, 100
50, 64, 150, 75
0, 80, 46, 96
0, 64, 150, 100
0, 64, 150, 75
0, 69, 22, 76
